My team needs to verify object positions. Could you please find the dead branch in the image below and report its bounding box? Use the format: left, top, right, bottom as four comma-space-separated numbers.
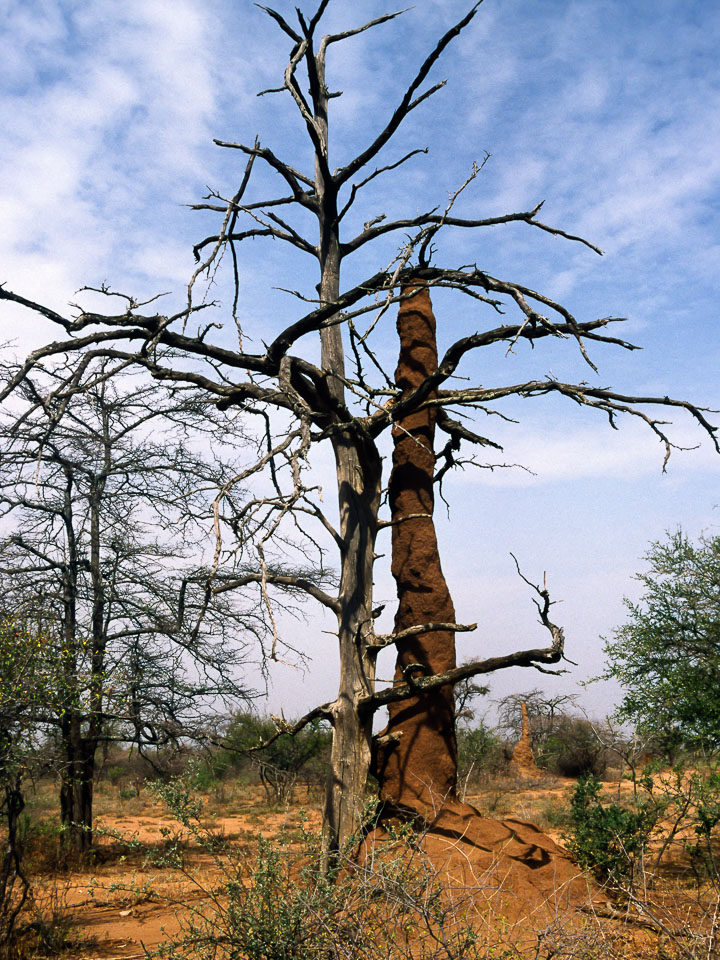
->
246, 700, 334, 753
369, 621, 477, 651
212, 570, 340, 615
335, 4, 484, 186
361, 563, 565, 713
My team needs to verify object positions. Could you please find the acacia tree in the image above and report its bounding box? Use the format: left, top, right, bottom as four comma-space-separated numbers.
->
0, 2, 717, 855
603, 530, 720, 755
0, 360, 259, 852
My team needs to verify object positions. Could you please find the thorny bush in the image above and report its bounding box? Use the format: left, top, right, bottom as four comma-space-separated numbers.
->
145, 774, 500, 960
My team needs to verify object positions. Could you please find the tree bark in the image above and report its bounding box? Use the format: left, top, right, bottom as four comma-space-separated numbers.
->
324, 430, 381, 855
59, 735, 95, 855
376, 284, 459, 812
0, 779, 29, 943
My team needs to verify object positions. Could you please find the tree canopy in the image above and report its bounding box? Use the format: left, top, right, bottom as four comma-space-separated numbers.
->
0, 359, 257, 850
603, 530, 720, 753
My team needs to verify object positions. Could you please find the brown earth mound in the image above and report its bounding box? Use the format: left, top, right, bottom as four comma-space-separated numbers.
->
376, 281, 458, 808
510, 701, 541, 776
365, 798, 601, 943
370, 285, 599, 941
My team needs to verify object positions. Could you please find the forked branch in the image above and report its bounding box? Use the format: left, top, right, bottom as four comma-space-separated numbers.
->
360, 563, 565, 713
336, 3, 484, 186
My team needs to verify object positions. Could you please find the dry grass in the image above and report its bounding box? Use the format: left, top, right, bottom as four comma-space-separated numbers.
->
6, 767, 720, 959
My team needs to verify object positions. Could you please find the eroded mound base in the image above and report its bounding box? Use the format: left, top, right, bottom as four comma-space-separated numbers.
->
364, 800, 600, 930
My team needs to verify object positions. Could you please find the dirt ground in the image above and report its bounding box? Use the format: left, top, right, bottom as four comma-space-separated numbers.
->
15, 771, 714, 959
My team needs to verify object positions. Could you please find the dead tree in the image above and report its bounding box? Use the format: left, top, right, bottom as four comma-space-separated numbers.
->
0, 2, 717, 858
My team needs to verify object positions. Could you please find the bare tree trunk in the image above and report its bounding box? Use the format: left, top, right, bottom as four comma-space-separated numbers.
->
376, 284, 459, 813
324, 431, 381, 855
0, 777, 29, 944
312, 69, 384, 852
57, 474, 94, 855
59, 733, 94, 856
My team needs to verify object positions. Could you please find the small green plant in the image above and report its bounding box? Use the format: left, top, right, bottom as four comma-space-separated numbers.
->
145, 773, 498, 959
105, 764, 125, 786
564, 774, 655, 887
537, 798, 573, 831
457, 721, 506, 785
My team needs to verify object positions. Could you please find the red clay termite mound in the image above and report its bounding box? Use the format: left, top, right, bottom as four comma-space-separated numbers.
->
375, 282, 458, 811
370, 284, 595, 921
510, 700, 541, 776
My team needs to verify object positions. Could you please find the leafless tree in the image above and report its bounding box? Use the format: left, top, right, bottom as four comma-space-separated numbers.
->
0, 2, 717, 859
0, 359, 261, 852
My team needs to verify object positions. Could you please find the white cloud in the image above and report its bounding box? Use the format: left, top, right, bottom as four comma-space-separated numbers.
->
0, 0, 227, 359
451, 417, 719, 487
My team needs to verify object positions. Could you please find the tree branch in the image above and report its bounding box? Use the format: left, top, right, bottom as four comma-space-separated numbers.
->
245, 700, 334, 753
369, 621, 477, 651
335, 3, 483, 186
320, 9, 410, 50
341, 203, 603, 257
361, 562, 565, 713
213, 140, 316, 194
212, 570, 340, 615
337, 148, 429, 223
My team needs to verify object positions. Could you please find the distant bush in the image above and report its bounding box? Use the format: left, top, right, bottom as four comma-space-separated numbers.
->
218, 712, 332, 803
104, 765, 125, 787
539, 716, 611, 778
98, 745, 190, 789
456, 721, 506, 787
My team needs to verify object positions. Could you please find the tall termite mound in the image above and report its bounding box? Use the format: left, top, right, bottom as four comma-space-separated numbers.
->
371, 285, 597, 921
510, 700, 540, 775
376, 283, 458, 811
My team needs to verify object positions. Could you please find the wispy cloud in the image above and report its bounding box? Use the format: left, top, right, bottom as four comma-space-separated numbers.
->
1, 0, 221, 345
450, 415, 718, 487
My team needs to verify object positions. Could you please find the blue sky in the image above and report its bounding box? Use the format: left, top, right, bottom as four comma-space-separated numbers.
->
2, 0, 720, 723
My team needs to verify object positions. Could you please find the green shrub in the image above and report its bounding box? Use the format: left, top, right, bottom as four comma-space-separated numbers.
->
219, 712, 331, 804
564, 774, 655, 886
678, 767, 720, 882
105, 765, 125, 786
146, 775, 495, 960
537, 799, 573, 831
190, 760, 220, 791
457, 721, 506, 783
